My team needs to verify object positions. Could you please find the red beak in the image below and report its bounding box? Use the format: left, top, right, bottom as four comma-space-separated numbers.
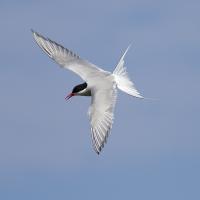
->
65, 93, 74, 100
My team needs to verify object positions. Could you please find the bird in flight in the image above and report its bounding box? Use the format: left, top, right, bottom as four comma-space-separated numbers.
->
32, 30, 143, 154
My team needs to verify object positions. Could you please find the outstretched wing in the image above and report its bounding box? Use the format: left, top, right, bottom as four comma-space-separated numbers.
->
88, 83, 117, 154
32, 30, 108, 81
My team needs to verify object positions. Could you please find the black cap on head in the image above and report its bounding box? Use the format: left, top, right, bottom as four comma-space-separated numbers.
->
72, 82, 87, 93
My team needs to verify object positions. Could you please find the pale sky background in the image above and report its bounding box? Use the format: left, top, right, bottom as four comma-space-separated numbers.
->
0, 0, 200, 199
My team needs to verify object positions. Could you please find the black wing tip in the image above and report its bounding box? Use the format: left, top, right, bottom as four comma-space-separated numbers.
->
31, 29, 80, 59
31, 29, 42, 39
96, 149, 101, 155
31, 29, 46, 40
31, 29, 38, 35
92, 131, 111, 155
92, 145, 101, 155
94, 145, 104, 155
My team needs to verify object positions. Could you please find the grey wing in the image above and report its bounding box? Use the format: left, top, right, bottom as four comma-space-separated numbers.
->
32, 30, 109, 81
88, 84, 117, 154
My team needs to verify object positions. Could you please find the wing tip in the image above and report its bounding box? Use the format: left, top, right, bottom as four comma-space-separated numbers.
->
31, 29, 38, 37
94, 147, 102, 155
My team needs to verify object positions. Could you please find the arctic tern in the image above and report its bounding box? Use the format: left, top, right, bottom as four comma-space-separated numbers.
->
32, 30, 143, 154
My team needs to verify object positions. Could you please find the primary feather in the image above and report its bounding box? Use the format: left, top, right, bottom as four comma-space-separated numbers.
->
32, 30, 108, 81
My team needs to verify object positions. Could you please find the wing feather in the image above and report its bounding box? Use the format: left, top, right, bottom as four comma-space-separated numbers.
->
32, 30, 109, 81
88, 84, 117, 154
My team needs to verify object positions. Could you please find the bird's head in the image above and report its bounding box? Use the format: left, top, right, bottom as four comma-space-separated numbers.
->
65, 82, 88, 100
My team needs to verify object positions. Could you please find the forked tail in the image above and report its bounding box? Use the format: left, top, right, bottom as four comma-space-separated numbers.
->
113, 45, 143, 98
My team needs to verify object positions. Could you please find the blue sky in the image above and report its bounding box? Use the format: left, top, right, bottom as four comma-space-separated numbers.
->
0, 0, 200, 199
